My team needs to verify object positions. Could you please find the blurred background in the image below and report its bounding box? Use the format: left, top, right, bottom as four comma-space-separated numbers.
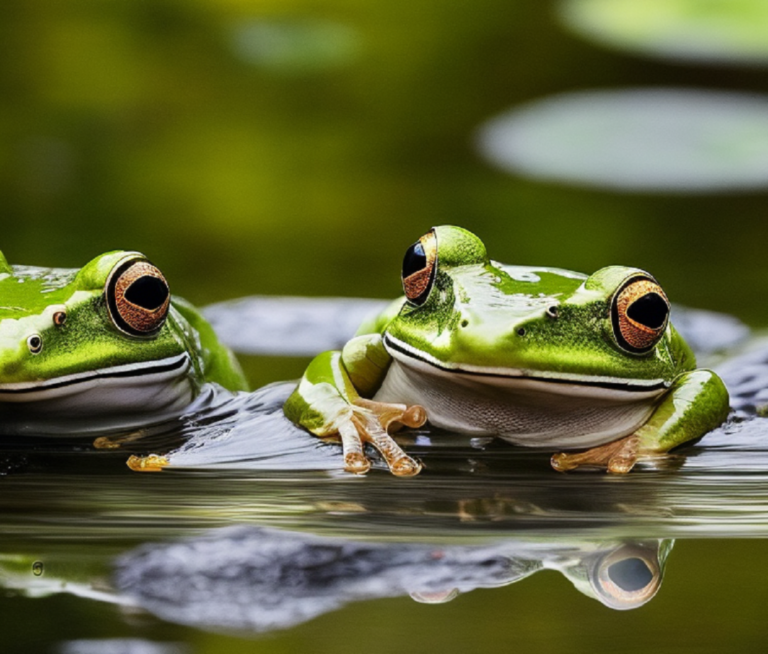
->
3, 0, 768, 389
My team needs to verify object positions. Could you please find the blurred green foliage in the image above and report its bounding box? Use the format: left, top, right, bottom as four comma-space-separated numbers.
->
3, 0, 768, 331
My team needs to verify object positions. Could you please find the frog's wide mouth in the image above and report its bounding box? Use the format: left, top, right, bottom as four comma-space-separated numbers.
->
0, 353, 191, 396
382, 334, 670, 394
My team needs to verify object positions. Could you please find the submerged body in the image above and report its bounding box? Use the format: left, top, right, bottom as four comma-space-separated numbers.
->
285, 226, 730, 475
0, 250, 247, 435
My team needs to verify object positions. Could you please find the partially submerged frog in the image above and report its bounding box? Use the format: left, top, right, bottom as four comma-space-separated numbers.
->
0, 250, 247, 435
285, 226, 730, 476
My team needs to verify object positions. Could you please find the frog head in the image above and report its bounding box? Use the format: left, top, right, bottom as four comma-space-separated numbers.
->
384, 226, 695, 387
0, 250, 194, 388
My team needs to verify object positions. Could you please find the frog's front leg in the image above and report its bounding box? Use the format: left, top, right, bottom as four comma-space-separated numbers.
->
284, 334, 427, 476
551, 369, 730, 473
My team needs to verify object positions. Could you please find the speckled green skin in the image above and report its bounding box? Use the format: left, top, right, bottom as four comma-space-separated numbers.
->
376, 252, 694, 383
0, 250, 247, 395
285, 226, 730, 468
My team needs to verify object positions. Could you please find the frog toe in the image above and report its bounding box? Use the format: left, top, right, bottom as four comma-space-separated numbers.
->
337, 421, 371, 475
354, 397, 427, 431
126, 454, 169, 472
350, 410, 423, 477
390, 454, 422, 477
343, 451, 372, 475
550, 452, 579, 472
607, 435, 639, 474
400, 405, 428, 429
551, 434, 638, 474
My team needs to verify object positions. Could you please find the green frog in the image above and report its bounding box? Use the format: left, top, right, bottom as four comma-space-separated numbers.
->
284, 226, 730, 476
0, 250, 247, 436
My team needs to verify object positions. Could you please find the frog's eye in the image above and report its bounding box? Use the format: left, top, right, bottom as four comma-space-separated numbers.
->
611, 277, 670, 354
591, 546, 661, 609
402, 230, 437, 306
106, 259, 170, 337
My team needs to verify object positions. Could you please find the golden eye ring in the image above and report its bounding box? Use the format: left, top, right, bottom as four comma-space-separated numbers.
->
611, 276, 670, 354
592, 546, 661, 609
402, 229, 438, 306
106, 258, 170, 337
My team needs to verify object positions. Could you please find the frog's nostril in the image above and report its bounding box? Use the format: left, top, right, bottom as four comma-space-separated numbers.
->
546, 305, 559, 319
27, 334, 43, 355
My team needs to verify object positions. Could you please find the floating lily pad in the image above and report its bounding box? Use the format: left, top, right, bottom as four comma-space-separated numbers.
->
476, 89, 768, 192
559, 0, 768, 65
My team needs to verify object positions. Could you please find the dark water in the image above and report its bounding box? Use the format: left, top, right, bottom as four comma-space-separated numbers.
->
5, 1, 768, 653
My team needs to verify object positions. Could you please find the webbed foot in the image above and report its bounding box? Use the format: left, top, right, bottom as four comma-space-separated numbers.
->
336, 398, 426, 477
551, 434, 639, 474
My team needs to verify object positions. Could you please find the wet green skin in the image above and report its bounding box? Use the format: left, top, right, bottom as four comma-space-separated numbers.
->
285, 225, 730, 474
0, 250, 247, 421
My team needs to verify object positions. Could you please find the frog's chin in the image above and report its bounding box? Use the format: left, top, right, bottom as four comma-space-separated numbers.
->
379, 334, 667, 448
0, 353, 195, 435
382, 333, 670, 396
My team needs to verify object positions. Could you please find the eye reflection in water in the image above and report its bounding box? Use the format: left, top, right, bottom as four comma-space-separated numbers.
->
111, 527, 671, 633
0, 528, 671, 635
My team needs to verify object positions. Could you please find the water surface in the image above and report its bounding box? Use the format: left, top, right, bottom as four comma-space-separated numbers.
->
3, 300, 768, 653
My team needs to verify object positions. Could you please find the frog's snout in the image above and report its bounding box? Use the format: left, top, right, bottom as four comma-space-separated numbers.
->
0, 336, 27, 380
0, 326, 46, 377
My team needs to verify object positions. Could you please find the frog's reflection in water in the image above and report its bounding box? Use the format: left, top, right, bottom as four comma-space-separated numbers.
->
115, 527, 671, 633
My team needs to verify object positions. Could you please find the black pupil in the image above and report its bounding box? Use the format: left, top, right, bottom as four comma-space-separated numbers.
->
607, 558, 653, 593
627, 292, 668, 330
125, 276, 169, 311
402, 242, 427, 279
